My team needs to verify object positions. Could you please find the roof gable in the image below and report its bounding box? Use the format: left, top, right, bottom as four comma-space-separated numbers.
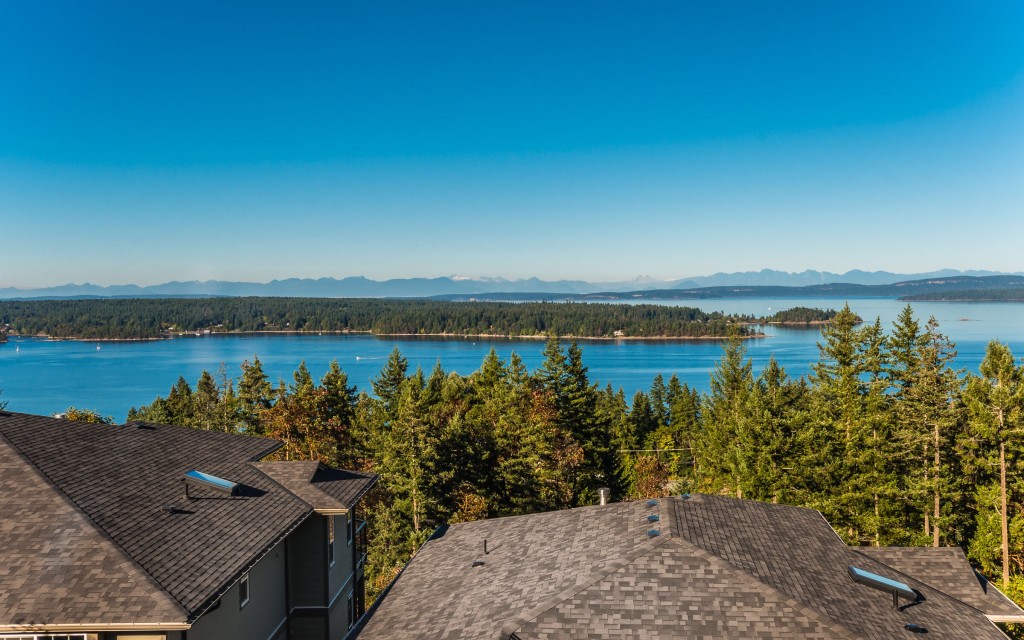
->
253, 460, 377, 513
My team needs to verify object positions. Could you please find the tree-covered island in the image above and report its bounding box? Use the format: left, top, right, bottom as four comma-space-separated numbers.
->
0, 297, 845, 341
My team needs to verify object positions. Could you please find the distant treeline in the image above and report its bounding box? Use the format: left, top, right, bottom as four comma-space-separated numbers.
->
0, 297, 773, 340
902, 288, 1024, 302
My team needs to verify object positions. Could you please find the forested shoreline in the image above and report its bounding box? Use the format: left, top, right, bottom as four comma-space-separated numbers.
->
902, 289, 1024, 302
0, 297, 788, 340
101, 302, 1024, 635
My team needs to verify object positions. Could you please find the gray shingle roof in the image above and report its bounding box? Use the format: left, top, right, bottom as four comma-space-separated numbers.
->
358, 494, 1010, 640
0, 411, 376, 627
857, 546, 1024, 622
253, 460, 377, 514
0, 430, 188, 629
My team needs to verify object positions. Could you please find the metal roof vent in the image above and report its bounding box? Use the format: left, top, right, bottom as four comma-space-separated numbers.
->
904, 623, 927, 634
472, 560, 485, 568
680, 493, 691, 500
647, 514, 660, 523
598, 487, 611, 506
848, 566, 919, 608
645, 499, 658, 507
183, 469, 239, 498
646, 529, 661, 538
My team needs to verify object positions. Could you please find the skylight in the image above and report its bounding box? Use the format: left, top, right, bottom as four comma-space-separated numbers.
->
848, 566, 918, 605
183, 469, 240, 497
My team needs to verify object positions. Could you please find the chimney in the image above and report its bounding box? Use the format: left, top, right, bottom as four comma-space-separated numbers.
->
597, 487, 611, 506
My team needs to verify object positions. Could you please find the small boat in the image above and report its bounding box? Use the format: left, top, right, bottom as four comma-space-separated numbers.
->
96, 344, 101, 350
15, 345, 19, 352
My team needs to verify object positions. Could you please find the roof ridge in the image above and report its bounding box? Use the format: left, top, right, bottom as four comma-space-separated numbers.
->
667, 533, 864, 639
127, 418, 284, 461
0, 432, 191, 619
498, 534, 674, 640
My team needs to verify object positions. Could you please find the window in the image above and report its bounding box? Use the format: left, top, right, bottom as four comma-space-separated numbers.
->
347, 590, 354, 627
328, 516, 336, 566
239, 571, 250, 609
347, 510, 353, 546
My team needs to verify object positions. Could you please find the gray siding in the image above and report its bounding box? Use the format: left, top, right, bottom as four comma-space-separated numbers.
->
328, 586, 353, 638
288, 517, 328, 607
291, 615, 326, 639
328, 514, 355, 606
188, 540, 288, 640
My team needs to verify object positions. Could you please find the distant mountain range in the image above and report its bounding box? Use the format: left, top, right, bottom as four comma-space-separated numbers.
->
435, 275, 1024, 302
0, 269, 1019, 300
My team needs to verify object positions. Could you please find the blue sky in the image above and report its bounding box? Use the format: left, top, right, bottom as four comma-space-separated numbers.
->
2, 1, 1022, 287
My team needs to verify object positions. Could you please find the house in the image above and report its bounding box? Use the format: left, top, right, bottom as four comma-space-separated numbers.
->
0, 411, 378, 640
356, 493, 1024, 639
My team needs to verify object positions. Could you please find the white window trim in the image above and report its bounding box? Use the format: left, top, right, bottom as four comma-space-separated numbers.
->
328, 516, 336, 567
239, 571, 251, 609
347, 511, 353, 547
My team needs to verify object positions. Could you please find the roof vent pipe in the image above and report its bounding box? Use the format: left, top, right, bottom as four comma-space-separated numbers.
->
597, 487, 611, 506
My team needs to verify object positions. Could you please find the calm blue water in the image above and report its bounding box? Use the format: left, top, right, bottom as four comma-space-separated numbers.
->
2, 298, 1024, 421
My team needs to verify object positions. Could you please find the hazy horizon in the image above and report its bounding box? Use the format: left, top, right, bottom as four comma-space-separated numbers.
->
2, 266, 1021, 292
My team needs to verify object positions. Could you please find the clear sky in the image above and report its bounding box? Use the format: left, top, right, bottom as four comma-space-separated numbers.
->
2, 1, 1022, 288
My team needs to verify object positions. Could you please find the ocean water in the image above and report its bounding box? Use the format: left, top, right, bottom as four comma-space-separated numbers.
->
2, 297, 1023, 421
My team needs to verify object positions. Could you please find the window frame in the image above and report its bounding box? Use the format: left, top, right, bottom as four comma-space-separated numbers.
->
328, 515, 336, 566
239, 571, 251, 609
347, 510, 353, 546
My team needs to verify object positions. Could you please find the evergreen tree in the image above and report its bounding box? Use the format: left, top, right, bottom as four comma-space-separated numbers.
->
649, 374, 670, 429
535, 338, 608, 505
666, 375, 700, 490
600, 384, 633, 499
238, 356, 272, 434
321, 360, 360, 467
193, 370, 219, 430
702, 333, 755, 497
372, 347, 409, 417
962, 341, 1024, 587
891, 312, 962, 545
807, 306, 895, 544
742, 358, 804, 503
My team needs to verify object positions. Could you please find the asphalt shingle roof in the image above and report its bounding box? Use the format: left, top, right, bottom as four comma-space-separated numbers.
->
0, 430, 187, 628
857, 546, 1024, 621
253, 460, 377, 513
358, 493, 1010, 640
0, 411, 379, 626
